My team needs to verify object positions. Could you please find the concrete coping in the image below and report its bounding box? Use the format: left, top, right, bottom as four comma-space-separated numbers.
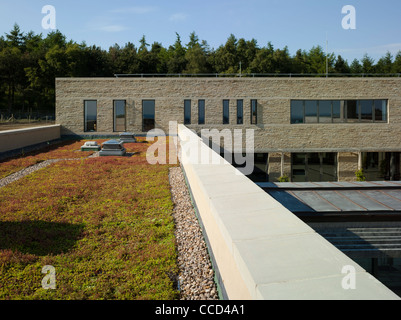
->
177, 124, 400, 300
0, 124, 61, 136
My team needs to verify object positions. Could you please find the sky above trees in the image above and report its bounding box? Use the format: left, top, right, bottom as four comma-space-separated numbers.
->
0, 24, 400, 115
1, 0, 401, 63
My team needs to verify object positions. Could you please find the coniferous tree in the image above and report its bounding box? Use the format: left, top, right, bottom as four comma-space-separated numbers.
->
0, 25, 399, 116
350, 58, 363, 74
167, 33, 187, 74
334, 55, 351, 74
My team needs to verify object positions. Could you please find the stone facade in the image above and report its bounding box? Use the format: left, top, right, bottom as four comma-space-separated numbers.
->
56, 77, 401, 182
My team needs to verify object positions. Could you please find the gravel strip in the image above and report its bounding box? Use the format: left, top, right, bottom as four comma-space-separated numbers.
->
0, 158, 80, 189
169, 166, 219, 300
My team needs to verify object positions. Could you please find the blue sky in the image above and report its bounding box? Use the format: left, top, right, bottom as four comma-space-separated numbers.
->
0, 0, 400, 63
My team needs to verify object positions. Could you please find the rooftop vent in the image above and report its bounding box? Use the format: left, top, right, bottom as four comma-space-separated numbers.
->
119, 132, 137, 143
99, 140, 126, 157
81, 141, 101, 151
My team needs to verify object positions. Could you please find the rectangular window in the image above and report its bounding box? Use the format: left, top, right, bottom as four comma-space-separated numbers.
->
142, 100, 155, 132
251, 99, 258, 124
346, 100, 359, 122
198, 99, 205, 125
362, 152, 400, 181
237, 99, 243, 124
305, 100, 318, 123
291, 99, 387, 124
292, 152, 337, 182
223, 100, 229, 124
321, 152, 337, 181
360, 100, 373, 122
113, 100, 126, 132
84, 100, 97, 132
291, 100, 304, 124
375, 100, 388, 122
307, 153, 321, 182
184, 100, 191, 125
332, 101, 342, 123
319, 101, 332, 123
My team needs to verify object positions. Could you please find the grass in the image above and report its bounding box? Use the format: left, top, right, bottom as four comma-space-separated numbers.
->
0, 140, 106, 179
0, 138, 180, 300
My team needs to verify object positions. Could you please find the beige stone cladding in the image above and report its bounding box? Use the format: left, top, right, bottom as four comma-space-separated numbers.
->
56, 77, 401, 181
56, 77, 401, 150
338, 152, 359, 182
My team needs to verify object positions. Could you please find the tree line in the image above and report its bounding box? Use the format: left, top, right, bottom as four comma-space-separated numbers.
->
1, 24, 401, 114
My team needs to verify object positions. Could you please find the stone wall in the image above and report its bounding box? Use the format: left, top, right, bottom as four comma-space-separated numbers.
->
56, 77, 401, 181
0, 125, 61, 153
338, 152, 359, 182
56, 77, 401, 151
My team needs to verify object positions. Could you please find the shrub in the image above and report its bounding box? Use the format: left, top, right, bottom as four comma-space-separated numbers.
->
278, 175, 290, 182
355, 169, 366, 181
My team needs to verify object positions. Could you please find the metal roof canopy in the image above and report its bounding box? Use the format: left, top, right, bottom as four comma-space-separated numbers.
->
258, 181, 401, 259
259, 181, 401, 221
316, 227, 401, 259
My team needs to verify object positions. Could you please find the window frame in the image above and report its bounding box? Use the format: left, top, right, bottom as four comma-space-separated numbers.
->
198, 99, 205, 125
184, 99, 191, 125
237, 99, 244, 125
113, 100, 127, 132
290, 99, 388, 124
84, 100, 97, 132
251, 99, 258, 125
223, 99, 230, 124
142, 99, 156, 132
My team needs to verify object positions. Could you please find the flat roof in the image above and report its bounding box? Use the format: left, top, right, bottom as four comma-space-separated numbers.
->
258, 181, 401, 221
258, 181, 401, 263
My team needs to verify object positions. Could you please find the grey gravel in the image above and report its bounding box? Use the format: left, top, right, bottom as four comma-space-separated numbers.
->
169, 166, 219, 300
0, 158, 80, 189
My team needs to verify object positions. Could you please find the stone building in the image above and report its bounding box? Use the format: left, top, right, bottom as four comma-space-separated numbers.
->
56, 77, 401, 182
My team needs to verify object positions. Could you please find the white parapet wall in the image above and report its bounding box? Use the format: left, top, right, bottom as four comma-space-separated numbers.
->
177, 124, 400, 300
0, 125, 61, 153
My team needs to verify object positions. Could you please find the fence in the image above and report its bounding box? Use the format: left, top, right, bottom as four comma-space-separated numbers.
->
0, 111, 55, 123
114, 73, 401, 78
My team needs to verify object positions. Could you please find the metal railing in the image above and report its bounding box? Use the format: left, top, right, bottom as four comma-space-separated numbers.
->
114, 73, 401, 78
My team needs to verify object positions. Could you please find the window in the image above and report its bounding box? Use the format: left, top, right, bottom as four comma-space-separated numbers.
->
237, 100, 243, 124
142, 100, 155, 132
305, 100, 318, 123
362, 152, 400, 181
292, 153, 337, 182
113, 100, 126, 132
346, 100, 359, 122
375, 100, 387, 122
360, 100, 373, 122
198, 100, 205, 125
223, 100, 229, 124
332, 101, 342, 123
291, 99, 388, 124
291, 101, 304, 124
319, 101, 332, 123
84, 100, 97, 132
251, 99, 258, 124
184, 100, 191, 125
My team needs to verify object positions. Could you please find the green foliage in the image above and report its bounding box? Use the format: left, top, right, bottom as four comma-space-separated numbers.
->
278, 175, 290, 182
1, 24, 400, 115
355, 169, 366, 182
0, 139, 180, 300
